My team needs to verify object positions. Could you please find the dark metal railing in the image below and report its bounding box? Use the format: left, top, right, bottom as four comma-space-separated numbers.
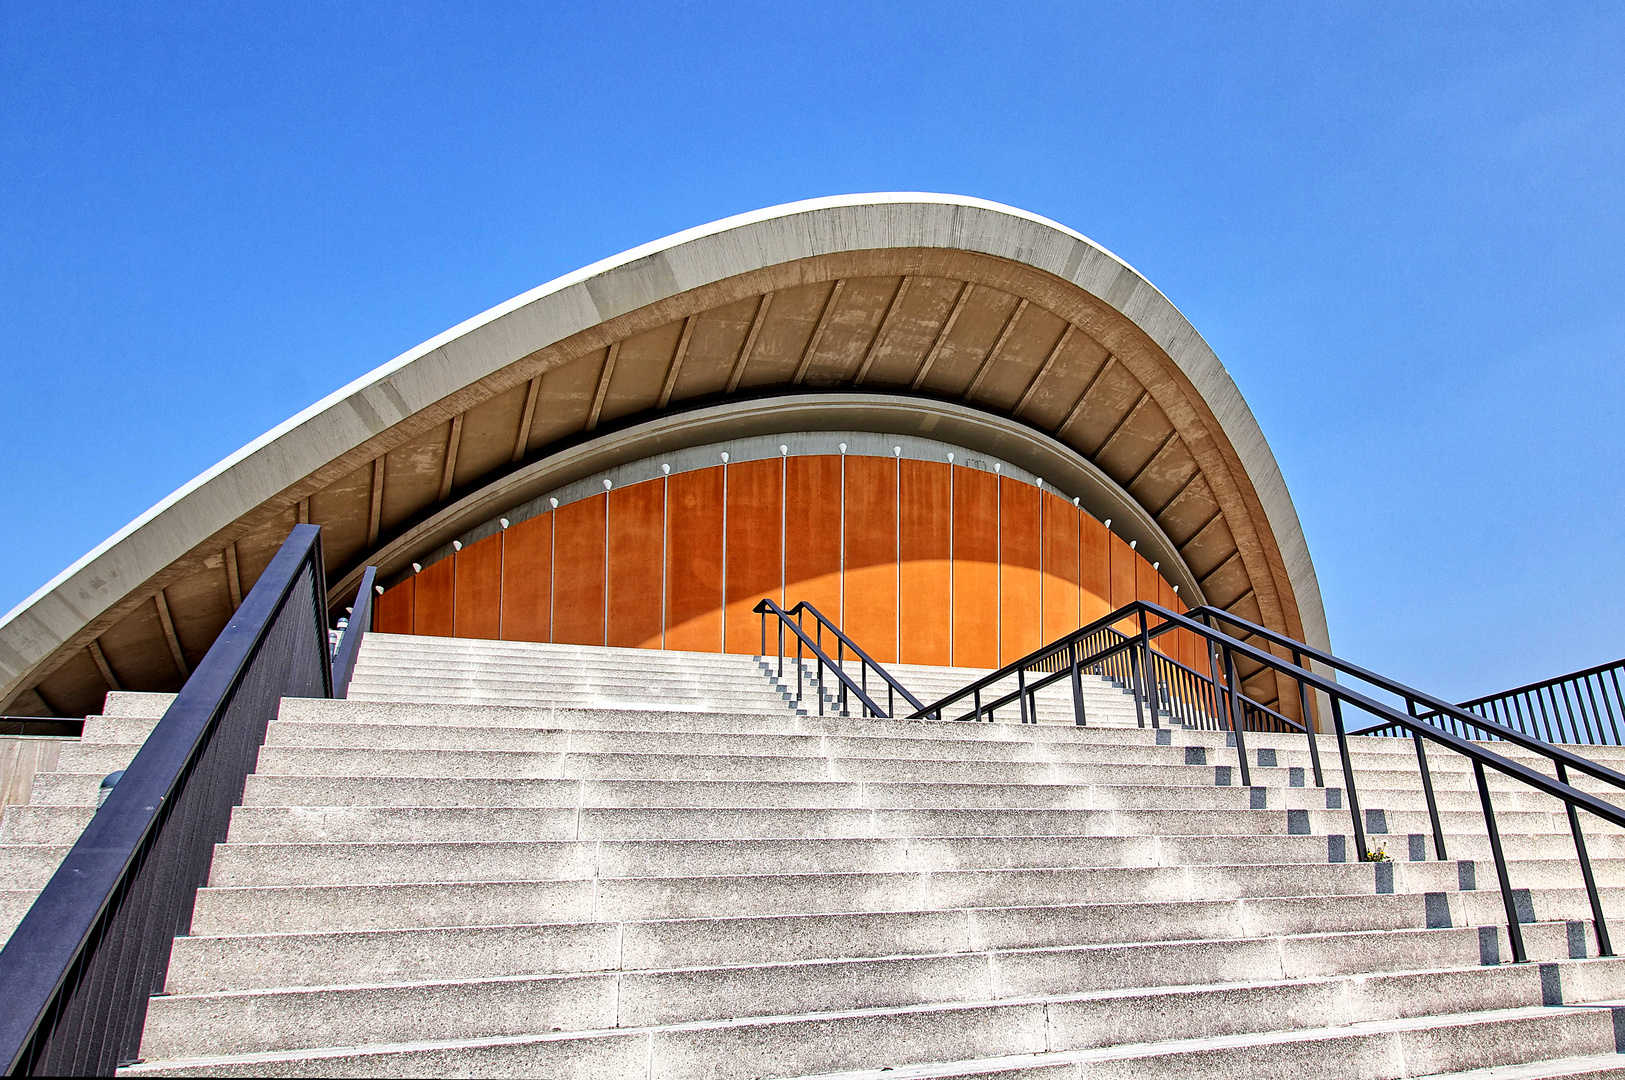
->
1182, 602, 1625, 960
1404, 658, 1625, 747
753, 599, 925, 718
329, 566, 377, 698
0, 526, 352, 1075
906, 599, 1625, 961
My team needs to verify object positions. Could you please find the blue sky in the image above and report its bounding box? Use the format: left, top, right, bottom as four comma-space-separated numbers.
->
2, 3, 1621, 701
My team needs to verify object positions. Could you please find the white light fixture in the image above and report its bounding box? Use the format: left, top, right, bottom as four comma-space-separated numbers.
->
374, 585, 384, 595
1129, 540, 1138, 550
602, 479, 612, 490
720, 452, 729, 463
549, 498, 559, 509
452, 541, 462, 552
839, 443, 847, 454
1172, 585, 1180, 595
994, 463, 1001, 473
411, 562, 422, 574
893, 446, 901, 457
662, 463, 671, 474
1073, 497, 1080, 507
499, 518, 510, 529
1152, 561, 1159, 571
779, 444, 788, 456
947, 452, 954, 463
1103, 518, 1112, 529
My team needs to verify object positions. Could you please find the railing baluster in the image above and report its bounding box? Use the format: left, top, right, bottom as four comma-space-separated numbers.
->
1329, 695, 1367, 859
1070, 642, 1087, 727
1138, 611, 1159, 729
1409, 713, 1447, 859
1223, 646, 1252, 788
1292, 649, 1325, 787
1557, 760, 1613, 956
1473, 759, 1528, 963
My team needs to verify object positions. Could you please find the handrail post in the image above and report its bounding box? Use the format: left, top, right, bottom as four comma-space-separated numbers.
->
1070, 642, 1087, 727
759, 611, 765, 658
1474, 759, 1528, 963
1018, 667, 1030, 724
1129, 636, 1148, 728
1557, 760, 1614, 956
1138, 610, 1160, 728
1330, 695, 1367, 858
1223, 646, 1252, 787
1406, 700, 1447, 860
974, 688, 983, 723
1291, 649, 1325, 787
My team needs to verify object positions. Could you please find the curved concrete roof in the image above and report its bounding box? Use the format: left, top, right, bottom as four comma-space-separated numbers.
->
0, 193, 1327, 718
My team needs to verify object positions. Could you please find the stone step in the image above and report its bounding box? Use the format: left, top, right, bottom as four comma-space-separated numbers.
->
782, 1003, 1621, 1080
212, 802, 1579, 845
128, 962, 1625, 1077
196, 856, 1500, 917
164, 904, 1594, 996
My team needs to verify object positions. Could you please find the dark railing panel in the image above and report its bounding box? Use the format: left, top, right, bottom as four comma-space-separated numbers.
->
754, 599, 920, 719
0, 525, 331, 1075
1413, 658, 1625, 748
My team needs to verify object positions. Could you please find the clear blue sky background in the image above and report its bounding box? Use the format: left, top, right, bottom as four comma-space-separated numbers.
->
2, 3, 1621, 701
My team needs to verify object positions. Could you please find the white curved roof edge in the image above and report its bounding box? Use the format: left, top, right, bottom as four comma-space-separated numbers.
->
0, 193, 1327, 701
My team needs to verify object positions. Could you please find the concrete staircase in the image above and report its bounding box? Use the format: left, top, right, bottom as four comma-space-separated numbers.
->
10, 633, 1625, 1076
0, 691, 176, 943
342, 634, 1145, 726
109, 634, 1625, 1077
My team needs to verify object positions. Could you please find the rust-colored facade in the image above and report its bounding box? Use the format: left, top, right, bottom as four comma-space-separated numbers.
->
375, 454, 1204, 672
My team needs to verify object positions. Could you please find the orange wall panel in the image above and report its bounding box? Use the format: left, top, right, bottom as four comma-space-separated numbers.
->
374, 578, 414, 634
665, 467, 724, 652
998, 477, 1041, 665
1150, 574, 1175, 657
724, 459, 783, 654
414, 557, 454, 637
783, 456, 842, 624
1079, 515, 1111, 627
1040, 493, 1080, 644
952, 467, 999, 669
453, 533, 503, 640
553, 494, 607, 645
843, 457, 898, 663
607, 480, 665, 649
500, 513, 552, 642
899, 459, 951, 666
1108, 531, 1138, 635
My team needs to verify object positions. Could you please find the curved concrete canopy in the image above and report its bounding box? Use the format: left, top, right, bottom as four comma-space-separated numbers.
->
0, 193, 1327, 718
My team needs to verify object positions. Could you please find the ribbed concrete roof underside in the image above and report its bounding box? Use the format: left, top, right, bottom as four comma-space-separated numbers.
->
0, 194, 1327, 718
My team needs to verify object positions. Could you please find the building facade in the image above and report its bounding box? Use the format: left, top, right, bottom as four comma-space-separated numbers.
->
0, 194, 1328, 723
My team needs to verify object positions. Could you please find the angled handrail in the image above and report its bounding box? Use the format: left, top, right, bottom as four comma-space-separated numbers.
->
914, 598, 1625, 961
0, 525, 333, 1075
1190, 605, 1625, 797
753, 599, 893, 718
755, 599, 928, 718
330, 566, 378, 698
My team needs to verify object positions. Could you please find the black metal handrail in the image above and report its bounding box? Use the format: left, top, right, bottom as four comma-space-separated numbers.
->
1417, 657, 1625, 747
914, 598, 1625, 961
330, 566, 377, 698
0, 525, 334, 1075
752, 599, 897, 718
1190, 605, 1625, 799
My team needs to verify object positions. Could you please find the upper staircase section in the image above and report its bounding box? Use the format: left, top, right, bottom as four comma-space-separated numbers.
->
348, 634, 1147, 727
